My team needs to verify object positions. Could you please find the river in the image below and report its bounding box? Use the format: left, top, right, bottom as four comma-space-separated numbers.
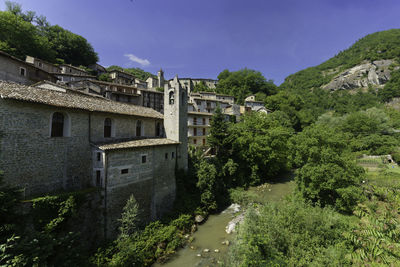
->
154, 176, 294, 267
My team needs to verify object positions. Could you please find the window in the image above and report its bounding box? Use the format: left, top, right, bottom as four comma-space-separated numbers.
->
19, 67, 26, 76
97, 152, 101, 161
51, 112, 64, 137
194, 139, 197, 144
38, 62, 42, 68
136, 120, 142, 137
104, 118, 112, 138
96, 171, 101, 186
142, 155, 147, 163
203, 139, 206, 145
193, 117, 197, 125
156, 122, 161, 137
194, 128, 197, 136
165, 153, 168, 159
121, 169, 129, 174
203, 128, 206, 136
202, 118, 206, 125
172, 152, 175, 159
169, 91, 174, 105
115, 95, 120, 101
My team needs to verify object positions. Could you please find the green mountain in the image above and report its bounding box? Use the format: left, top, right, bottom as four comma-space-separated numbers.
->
280, 29, 400, 93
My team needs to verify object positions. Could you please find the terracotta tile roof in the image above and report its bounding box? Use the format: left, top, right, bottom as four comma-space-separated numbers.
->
0, 81, 163, 119
94, 138, 179, 150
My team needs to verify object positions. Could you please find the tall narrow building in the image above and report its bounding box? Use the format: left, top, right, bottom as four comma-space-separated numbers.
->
164, 75, 188, 171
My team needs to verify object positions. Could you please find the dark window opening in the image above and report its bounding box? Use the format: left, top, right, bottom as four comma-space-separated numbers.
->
156, 122, 161, 136
20, 67, 26, 76
172, 152, 175, 159
203, 139, 206, 145
51, 112, 64, 137
96, 171, 101, 186
202, 118, 206, 125
142, 155, 147, 163
193, 117, 197, 125
97, 152, 101, 161
165, 153, 168, 159
194, 128, 197, 136
203, 128, 206, 136
121, 169, 129, 174
194, 139, 197, 144
136, 120, 142, 137
169, 91, 174, 105
104, 118, 112, 138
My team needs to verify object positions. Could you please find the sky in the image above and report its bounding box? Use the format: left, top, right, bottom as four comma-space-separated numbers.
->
1, 0, 400, 84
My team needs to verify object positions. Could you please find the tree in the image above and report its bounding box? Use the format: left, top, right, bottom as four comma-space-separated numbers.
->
44, 25, 98, 66
196, 160, 218, 211
0, 11, 55, 61
118, 195, 141, 239
0, 171, 22, 243
192, 80, 213, 93
216, 68, 277, 104
289, 124, 365, 213
207, 106, 229, 157
228, 112, 292, 186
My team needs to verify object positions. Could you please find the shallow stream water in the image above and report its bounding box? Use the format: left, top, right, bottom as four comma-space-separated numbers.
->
154, 176, 294, 267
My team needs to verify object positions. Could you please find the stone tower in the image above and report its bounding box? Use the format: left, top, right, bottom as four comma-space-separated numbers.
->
164, 75, 188, 171
157, 69, 165, 88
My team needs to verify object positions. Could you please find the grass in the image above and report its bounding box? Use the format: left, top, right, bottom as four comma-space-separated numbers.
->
360, 159, 400, 187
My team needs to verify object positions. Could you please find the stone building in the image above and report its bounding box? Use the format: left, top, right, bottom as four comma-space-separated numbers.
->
109, 69, 135, 85
173, 78, 218, 94
0, 51, 57, 85
25, 56, 61, 74
187, 91, 235, 147
0, 78, 187, 237
244, 95, 271, 114
147, 69, 165, 89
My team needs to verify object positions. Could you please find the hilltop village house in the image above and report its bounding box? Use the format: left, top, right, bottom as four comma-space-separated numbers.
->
0, 50, 270, 152
0, 51, 58, 85
0, 76, 187, 237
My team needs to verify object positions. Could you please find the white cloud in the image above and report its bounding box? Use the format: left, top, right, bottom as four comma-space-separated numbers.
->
124, 53, 150, 67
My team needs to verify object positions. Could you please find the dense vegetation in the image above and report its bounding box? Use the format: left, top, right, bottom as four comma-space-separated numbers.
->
0, 179, 97, 266
191, 68, 278, 105
0, 1, 98, 66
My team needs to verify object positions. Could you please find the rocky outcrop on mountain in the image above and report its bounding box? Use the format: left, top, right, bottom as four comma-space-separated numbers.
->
322, 59, 397, 91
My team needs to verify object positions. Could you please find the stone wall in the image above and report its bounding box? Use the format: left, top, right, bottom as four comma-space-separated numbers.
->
104, 144, 177, 238
0, 99, 92, 196
89, 113, 161, 143
0, 55, 31, 84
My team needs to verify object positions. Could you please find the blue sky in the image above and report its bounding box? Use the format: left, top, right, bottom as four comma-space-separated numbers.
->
1, 0, 400, 84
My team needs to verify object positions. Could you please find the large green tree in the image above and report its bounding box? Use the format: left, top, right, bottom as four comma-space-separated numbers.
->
0, 2, 99, 66
216, 68, 277, 104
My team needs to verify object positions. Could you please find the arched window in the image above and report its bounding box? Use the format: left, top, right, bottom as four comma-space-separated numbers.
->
169, 91, 174, 105
136, 120, 142, 137
104, 118, 112, 138
51, 112, 64, 137
156, 122, 161, 137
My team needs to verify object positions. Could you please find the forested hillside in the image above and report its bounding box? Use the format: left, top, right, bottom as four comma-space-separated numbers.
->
281, 29, 400, 92
0, 1, 98, 66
